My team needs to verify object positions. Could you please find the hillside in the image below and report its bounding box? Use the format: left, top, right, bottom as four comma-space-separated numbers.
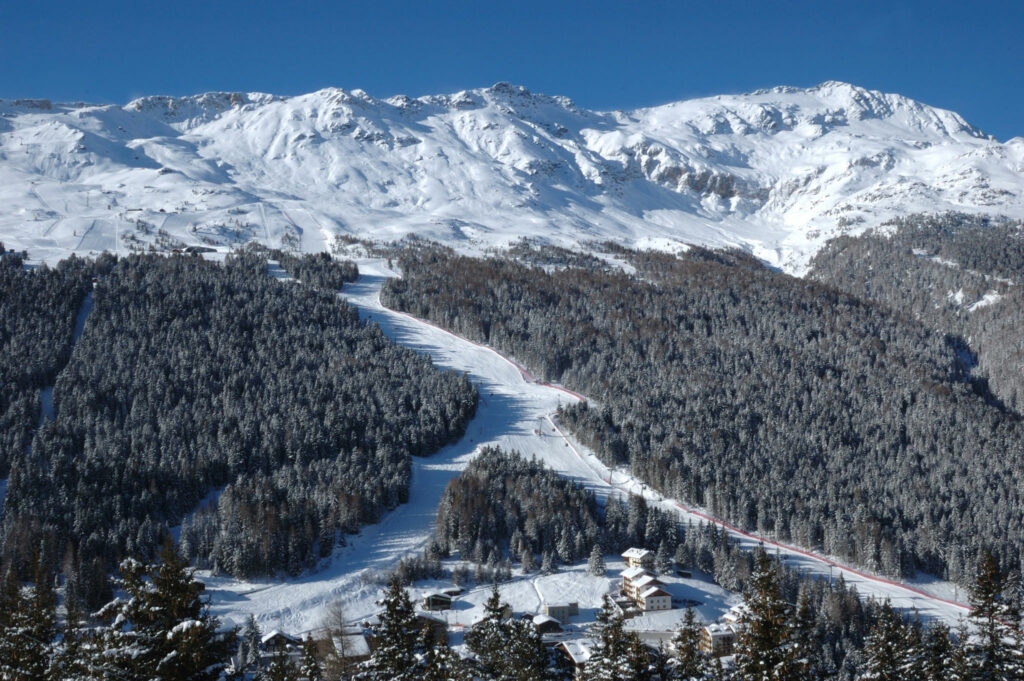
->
1, 82, 1022, 271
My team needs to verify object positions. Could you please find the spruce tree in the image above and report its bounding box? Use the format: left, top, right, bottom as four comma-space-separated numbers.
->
265, 639, 299, 681
672, 606, 706, 680
300, 636, 324, 681
583, 595, 633, 681
655, 540, 673, 576
505, 617, 550, 681
465, 585, 510, 679
244, 613, 264, 672
858, 602, 910, 681
587, 545, 607, 577
966, 549, 1024, 680
359, 578, 420, 681
92, 541, 235, 681
735, 546, 800, 681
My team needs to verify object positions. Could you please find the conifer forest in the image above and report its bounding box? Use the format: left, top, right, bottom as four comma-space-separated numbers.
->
3, 213, 1024, 679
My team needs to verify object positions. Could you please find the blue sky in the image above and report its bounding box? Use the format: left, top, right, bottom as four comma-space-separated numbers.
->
1, 0, 1021, 140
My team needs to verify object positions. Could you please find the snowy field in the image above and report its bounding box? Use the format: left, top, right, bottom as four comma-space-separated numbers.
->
200, 259, 973, 636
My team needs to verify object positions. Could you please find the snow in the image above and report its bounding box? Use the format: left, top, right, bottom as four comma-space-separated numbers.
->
200, 260, 973, 637
1, 82, 1022, 274
968, 290, 1002, 311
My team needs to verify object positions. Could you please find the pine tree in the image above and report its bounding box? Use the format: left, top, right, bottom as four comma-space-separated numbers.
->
735, 546, 800, 681
48, 596, 88, 681
300, 636, 324, 681
858, 602, 910, 681
244, 613, 264, 671
920, 622, 953, 681
965, 549, 1024, 681
583, 595, 633, 681
587, 544, 607, 577
672, 606, 706, 680
92, 541, 235, 681
359, 578, 420, 681
505, 617, 550, 681
655, 540, 673, 576
541, 550, 555, 575
521, 547, 536, 573
465, 585, 510, 679
266, 639, 299, 681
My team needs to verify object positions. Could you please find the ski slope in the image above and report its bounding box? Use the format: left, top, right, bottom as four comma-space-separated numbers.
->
202, 260, 971, 635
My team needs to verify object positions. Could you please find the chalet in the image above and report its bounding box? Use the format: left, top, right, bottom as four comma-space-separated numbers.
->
700, 623, 739, 657
622, 547, 655, 570
261, 630, 301, 650
558, 639, 595, 678
638, 586, 672, 612
259, 630, 303, 666
532, 614, 563, 634
542, 601, 579, 623
422, 592, 453, 611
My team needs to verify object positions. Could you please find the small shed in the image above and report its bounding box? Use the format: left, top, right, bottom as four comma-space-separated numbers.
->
532, 614, 563, 634
422, 592, 453, 611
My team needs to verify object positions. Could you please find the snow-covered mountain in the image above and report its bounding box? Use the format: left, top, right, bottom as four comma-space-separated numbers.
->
2, 81, 1022, 272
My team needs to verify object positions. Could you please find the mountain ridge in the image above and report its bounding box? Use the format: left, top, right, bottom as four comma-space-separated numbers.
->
1, 81, 1022, 271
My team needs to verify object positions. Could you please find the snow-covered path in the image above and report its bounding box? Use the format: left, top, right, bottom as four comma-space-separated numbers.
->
202, 259, 971, 634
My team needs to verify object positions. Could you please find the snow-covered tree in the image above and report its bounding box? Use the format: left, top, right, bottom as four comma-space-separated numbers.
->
300, 635, 324, 681
359, 578, 420, 681
587, 544, 607, 577
735, 547, 802, 681
91, 540, 235, 681
583, 595, 636, 681
672, 607, 707, 680
858, 602, 912, 681
965, 549, 1024, 680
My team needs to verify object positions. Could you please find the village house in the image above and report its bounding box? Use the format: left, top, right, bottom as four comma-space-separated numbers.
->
700, 622, 739, 657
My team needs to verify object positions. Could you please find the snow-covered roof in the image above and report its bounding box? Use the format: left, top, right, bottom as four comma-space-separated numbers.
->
704, 623, 738, 637
621, 566, 650, 580
261, 630, 301, 645
633, 574, 663, 589
335, 633, 370, 658
533, 614, 560, 626
561, 639, 595, 665
622, 548, 653, 560
640, 587, 670, 599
